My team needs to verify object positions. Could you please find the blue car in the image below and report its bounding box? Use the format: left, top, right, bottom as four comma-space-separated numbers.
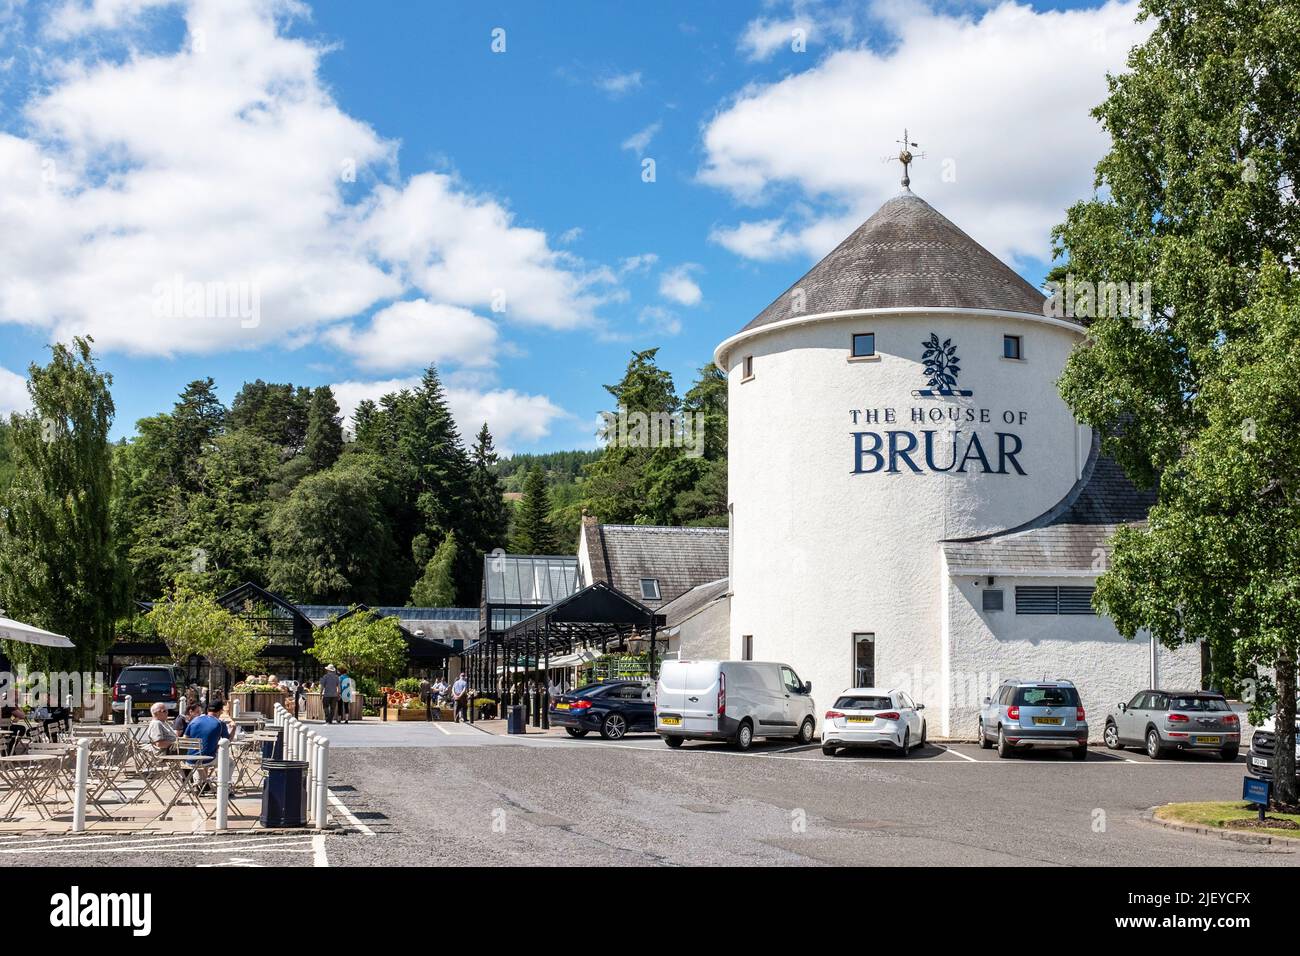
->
549, 681, 655, 740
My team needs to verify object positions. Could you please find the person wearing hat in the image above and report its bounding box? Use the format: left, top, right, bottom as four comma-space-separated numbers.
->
319, 664, 341, 724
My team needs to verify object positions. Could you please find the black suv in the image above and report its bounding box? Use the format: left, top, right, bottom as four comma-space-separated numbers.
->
1248, 717, 1300, 784
112, 665, 183, 723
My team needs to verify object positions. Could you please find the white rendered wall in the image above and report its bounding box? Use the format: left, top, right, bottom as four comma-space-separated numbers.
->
942, 574, 1202, 741
726, 311, 1094, 731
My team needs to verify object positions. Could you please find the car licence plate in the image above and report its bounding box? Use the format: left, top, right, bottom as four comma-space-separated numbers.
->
1196, 735, 1221, 745
1033, 717, 1062, 725
660, 716, 681, 726
1251, 756, 1268, 768
555, 703, 569, 710
847, 716, 874, 723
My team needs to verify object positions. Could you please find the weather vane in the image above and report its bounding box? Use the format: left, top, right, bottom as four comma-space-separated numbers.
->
885, 128, 923, 190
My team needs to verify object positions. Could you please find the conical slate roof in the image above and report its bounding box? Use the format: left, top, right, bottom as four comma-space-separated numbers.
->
743, 191, 1052, 333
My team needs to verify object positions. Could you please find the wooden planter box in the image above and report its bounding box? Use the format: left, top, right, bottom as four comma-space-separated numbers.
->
395, 707, 429, 721
232, 690, 290, 716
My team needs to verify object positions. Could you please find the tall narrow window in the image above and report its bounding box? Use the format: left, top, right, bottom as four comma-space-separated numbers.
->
853, 632, 875, 687
742, 635, 753, 661
742, 355, 754, 380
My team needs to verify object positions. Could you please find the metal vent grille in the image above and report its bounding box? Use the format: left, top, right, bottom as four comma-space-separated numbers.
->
981, 588, 1005, 612
1015, 586, 1058, 615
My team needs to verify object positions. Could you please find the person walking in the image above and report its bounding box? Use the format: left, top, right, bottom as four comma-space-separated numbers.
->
338, 667, 354, 724
451, 672, 469, 723
319, 665, 341, 724
419, 676, 432, 721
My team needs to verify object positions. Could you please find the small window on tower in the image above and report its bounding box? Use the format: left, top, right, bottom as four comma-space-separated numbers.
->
982, 589, 1005, 612
850, 332, 877, 359
742, 355, 754, 380
1003, 334, 1024, 360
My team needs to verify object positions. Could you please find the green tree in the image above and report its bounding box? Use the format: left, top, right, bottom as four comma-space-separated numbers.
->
308, 609, 407, 679
229, 380, 312, 452
0, 420, 14, 494
582, 348, 679, 524
510, 465, 558, 554
0, 338, 125, 669
305, 385, 344, 472
1051, 0, 1300, 804
145, 580, 266, 690
410, 531, 457, 606
267, 459, 396, 603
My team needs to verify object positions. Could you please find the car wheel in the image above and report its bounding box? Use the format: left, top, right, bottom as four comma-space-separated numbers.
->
733, 719, 754, 751
821, 745, 837, 757
1071, 744, 1088, 761
1145, 728, 1166, 760
662, 735, 684, 748
1220, 746, 1239, 761
898, 728, 911, 757
600, 713, 627, 740
794, 716, 815, 745
564, 727, 587, 738
997, 727, 1014, 759
978, 719, 992, 749
1103, 721, 1122, 750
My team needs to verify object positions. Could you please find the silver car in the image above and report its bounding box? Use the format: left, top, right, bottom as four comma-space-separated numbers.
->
1103, 690, 1240, 760
978, 679, 1089, 759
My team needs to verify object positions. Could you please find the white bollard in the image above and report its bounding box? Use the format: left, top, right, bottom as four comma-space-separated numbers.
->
124, 694, 133, 725
232, 697, 240, 720
298, 724, 308, 765
314, 736, 329, 831
215, 738, 230, 831
72, 737, 90, 832
305, 732, 317, 816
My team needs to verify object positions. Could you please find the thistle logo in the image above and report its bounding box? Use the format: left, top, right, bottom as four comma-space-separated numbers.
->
916, 333, 972, 397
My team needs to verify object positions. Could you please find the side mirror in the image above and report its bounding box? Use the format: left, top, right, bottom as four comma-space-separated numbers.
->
916, 703, 925, 711
803, 681, 812, 694
1118, 703, 1127, 712
982, 697, 992, 706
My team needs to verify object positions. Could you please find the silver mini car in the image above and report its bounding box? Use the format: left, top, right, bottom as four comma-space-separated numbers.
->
1103, 690, 1240, 760
978, 679, 1088, 759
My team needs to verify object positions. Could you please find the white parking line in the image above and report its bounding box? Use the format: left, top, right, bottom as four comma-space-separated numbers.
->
313, 832, 329, 867
327, 791, 375, 836
939, 745, 978, 762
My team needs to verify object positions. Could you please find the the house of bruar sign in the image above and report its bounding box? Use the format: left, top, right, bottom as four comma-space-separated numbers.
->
849, 334, 1029, 476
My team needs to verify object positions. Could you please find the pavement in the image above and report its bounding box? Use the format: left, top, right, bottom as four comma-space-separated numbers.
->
6, 717, 1290, 867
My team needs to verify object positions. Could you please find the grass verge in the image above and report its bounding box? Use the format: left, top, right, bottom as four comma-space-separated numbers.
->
1156, 801, 1300, 841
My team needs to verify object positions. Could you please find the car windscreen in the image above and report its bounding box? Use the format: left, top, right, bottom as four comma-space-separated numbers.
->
118, 668, 175, 682
1014, 686, 1079, 707
1167, 695, 1229, 712
833, 696, 893, 710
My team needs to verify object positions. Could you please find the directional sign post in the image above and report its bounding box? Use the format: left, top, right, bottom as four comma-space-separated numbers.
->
1242, 776, 1270, 822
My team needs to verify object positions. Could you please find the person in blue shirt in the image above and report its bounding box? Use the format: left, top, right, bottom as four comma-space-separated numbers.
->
186, 700, 234, 760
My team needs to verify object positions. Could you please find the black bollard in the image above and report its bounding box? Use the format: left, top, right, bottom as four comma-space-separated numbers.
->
468, 692, 475, 724
541, 689, 550, 730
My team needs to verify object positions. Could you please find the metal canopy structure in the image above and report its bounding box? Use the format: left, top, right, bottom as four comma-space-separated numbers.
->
463, 581, 665, 709
480, 554, 582, 642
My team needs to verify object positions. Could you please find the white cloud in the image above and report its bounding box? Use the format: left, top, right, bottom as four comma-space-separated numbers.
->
44, 0, 182, 38
618, 253, 659, 275
324, 299, 498, 373
703, 0, 1152, 267
595, 70, 642, 97
0, 364, 29, 415
332, 376, 566, 454
0, 0, 610, 359
638, 305, 682, 337
620, 121, 661, 156
739, 17, 814, 61
658, 264, 702, 306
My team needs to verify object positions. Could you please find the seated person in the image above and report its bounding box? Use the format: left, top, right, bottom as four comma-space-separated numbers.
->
145, 702, 178, 753
183, 700, 235, 788
173, 700, 201, 735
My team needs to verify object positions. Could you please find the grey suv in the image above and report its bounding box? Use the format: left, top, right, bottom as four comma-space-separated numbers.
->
978, 679, 1088, 760
1103, 690, 1240, 760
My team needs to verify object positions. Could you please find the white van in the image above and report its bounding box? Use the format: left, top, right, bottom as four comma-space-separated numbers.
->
656, 660, 816, 750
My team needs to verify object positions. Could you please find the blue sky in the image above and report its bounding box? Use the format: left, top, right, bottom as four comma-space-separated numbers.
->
0, 0, 1146, 452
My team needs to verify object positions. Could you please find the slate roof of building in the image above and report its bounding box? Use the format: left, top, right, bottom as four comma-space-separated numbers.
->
942, 433, 1157, 575
742, 191, 1054, 334
582, 522, 730, 609
298, 605, 479, 647
658, 577, 729, 629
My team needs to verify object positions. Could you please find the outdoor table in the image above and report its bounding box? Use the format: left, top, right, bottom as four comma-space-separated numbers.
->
0, 753, 63, 821
153, 753, 214, 821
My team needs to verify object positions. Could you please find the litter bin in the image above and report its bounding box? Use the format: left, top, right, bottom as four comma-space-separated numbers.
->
507, 703, 526, 735
260, 759, 308, 827
260, 726, 284, 761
